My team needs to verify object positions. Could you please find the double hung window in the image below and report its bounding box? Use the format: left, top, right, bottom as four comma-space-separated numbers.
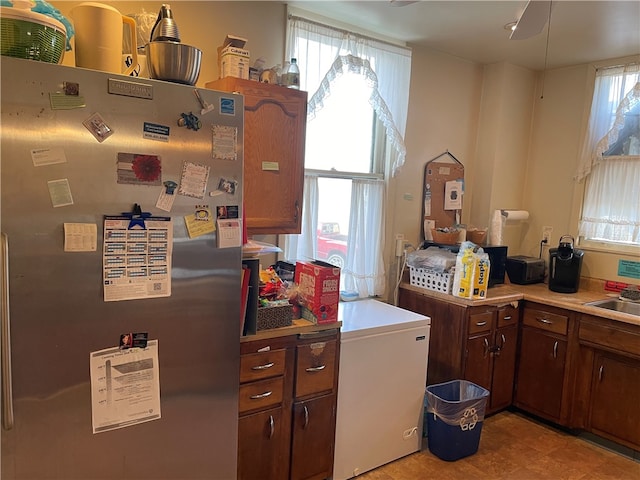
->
576, 62, 640, 249
283, 14, 411, 297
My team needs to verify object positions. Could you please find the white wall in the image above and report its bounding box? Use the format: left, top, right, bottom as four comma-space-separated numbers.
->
389, 47, 483, 249
472, 62, 536, 253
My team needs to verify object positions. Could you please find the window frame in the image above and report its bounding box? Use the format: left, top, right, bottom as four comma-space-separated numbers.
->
572, 55, 640, 256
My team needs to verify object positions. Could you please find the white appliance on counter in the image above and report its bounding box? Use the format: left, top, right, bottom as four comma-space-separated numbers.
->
333, 299, 430, 479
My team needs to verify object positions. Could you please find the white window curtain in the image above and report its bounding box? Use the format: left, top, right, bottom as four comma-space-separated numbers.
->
576, 63, 640, 244
575, 63, 639, 181
284, 175, 319, 261
343, 178, 386, 297
286, 15, 412, 176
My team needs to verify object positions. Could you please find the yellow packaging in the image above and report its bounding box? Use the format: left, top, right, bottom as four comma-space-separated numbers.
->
453, 246, 476, 298
472, 253, 491, 299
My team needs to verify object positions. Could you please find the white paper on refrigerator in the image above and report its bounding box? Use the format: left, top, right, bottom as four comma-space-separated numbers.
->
90, 340, 161, 434
103, 216, 172, 301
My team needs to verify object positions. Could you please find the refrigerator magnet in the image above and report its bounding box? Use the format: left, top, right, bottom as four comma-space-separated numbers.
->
83, 113, 113, 143
117, 153, 162, 186
156, 182, 178, 212
178, 162, 210, 199
217, 177, 238, 195
211, 125, 237, 161
47, 178, 74, 207
185, 208, 215, 239
120, 332, 148, 349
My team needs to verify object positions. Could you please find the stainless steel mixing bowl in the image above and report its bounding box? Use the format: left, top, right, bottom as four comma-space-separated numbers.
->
146, 41, 201, 85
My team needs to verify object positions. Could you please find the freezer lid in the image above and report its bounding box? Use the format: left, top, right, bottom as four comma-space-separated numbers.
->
338, 299, 430, 339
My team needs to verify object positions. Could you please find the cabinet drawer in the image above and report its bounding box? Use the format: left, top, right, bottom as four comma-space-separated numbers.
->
468, 311, 493, 335
523, 308, 568, 336
579, 316, 640, 357
498, 305, 518, 328
240, 349, 286, 383
295, 339, 337, 398
239, 377, 284, 414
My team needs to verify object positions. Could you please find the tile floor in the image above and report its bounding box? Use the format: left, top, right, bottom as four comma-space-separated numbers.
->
358, 410, 640, 480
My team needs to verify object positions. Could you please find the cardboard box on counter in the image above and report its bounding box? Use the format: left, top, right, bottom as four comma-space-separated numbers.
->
295, 260, 340, 324
218, 34, 250, 79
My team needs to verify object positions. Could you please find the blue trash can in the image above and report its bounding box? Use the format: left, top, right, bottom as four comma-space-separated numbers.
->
425, 380, 490, 461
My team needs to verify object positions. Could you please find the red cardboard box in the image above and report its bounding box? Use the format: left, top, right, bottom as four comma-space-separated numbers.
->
294, 260, 340, 324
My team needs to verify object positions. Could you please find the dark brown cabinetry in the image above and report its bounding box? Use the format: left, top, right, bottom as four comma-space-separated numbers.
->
465, 306, 518, 412
514, 302, 576, 425
401, 286, 640, 451
574, 314, 640, 450
205, 78, 307, 235
238, 337, 293, 480
239, 330, 340, 480
398, 287, 518, 414
290, 333, 339, 480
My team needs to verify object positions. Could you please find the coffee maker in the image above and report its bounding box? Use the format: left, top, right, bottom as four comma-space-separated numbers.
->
549, 235, 584, 293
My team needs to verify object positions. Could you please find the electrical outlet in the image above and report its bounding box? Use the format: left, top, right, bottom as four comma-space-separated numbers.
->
542, 226, 553, 245
395, 234, 405, 257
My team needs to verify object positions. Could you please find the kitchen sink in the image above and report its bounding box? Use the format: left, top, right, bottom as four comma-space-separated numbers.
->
585, 298, 640, 317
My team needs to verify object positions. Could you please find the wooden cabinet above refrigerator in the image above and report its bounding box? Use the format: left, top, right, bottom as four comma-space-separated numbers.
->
206, 78, 307, 235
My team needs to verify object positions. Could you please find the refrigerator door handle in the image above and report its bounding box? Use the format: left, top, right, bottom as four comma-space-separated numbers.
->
1, 232, 14, 430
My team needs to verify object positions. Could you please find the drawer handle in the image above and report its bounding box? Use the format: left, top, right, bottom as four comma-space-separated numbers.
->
250, 391, 273, 400
252, 362, 275, 371
475, 321, 488, 327
268, 415, 275, 439
503, 315, 512, 321
536, 317, 553, 325
305, 365, 326, 373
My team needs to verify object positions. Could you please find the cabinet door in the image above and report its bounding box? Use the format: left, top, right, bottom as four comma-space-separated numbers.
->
205, 78, 307, 234
590, 354, 640, 449
515, 327, 567, 421
238, 407, 289, 480
464, 333, 492, 392
290, 394, 336, 480
490, 325, 517, 411
243, 87, 306, 234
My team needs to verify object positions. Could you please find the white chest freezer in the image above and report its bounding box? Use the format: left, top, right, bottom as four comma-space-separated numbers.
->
333, 299, 431, 479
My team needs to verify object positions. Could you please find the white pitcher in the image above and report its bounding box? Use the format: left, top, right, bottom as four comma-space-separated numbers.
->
70, 2, 137, 75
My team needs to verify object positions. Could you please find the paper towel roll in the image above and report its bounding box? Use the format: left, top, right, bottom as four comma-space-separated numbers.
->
490, 209, 503, 245
501, 210, 530, 221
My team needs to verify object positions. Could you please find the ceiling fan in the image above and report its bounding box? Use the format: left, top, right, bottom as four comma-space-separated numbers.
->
510, 0, 553, 40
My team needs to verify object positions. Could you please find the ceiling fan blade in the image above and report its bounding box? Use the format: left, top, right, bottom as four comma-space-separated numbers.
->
510, 0, 553, 40
389, 0, 418, 6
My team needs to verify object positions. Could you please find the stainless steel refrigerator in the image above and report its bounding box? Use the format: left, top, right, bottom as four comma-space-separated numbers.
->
1, 56, 243, 479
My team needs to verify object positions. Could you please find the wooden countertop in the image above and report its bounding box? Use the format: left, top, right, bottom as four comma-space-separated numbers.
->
240, 319, 342, 343
243, 278, 639, 342
400, 280, 640, 327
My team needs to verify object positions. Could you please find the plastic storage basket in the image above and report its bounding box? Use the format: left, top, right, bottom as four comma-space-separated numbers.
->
425, 380, 490, 461
1, 5, 66, 63
409, 266, 453, 294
